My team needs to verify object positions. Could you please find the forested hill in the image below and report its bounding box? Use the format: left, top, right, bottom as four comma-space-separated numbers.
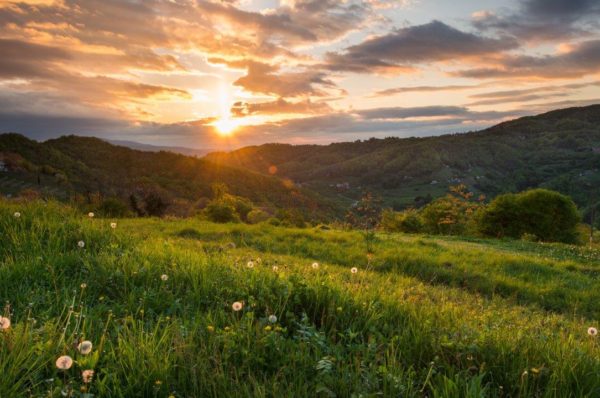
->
205, 105, 600, 216
0, 134, 335, 218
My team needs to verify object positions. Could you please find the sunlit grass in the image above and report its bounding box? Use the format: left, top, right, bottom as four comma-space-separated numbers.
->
1, 199, 600, 396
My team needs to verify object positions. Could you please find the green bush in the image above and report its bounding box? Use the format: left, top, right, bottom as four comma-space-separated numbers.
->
98, 197, 132, 218
247, 209, 270, 224
478, 189, 580, 243
381, 208, 423, 233
204, 200, 240, 223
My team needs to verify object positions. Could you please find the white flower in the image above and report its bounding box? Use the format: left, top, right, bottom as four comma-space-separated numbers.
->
351, 267, 358, 274
232, 301, 243, 311
77, 241, 85, 248
0, 316, 10, 330
78, 340, 93, 355
247, 261, 254, 268
272, 265, 279, 272
82, 369, 94, 383
55, 355, 73, 370
13, 211, 20, 218
88, 212, 94, 218
110, 222, 117, 229
161, 274, 169, 281
268, 315, 277, 324
311, 262, 319, 269
588, 327, 598, 336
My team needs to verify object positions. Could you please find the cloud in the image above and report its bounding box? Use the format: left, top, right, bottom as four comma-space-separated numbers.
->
356, 106, 469, 120
231, 98, 332, 117
372, 84, 486, 97
455, 40, 600, 79
472, 0, 600, 41
324, 20, 518, 73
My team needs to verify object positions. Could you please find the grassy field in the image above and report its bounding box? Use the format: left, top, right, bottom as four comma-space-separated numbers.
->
1, 200, 600, 397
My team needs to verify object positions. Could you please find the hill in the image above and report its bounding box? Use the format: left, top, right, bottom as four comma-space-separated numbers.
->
0, 134, 335, 218
206, 105, 600, 218
1, 200, 599, 396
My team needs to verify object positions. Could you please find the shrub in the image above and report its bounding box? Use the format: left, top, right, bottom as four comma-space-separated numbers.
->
381, 208, 423, 233
204, 200, 240, 223
420, 186, 483, 235
247, 209, 269, 224
99, 197, 131, 218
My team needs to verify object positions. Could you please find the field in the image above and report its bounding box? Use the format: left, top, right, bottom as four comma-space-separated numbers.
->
1, 200, 600, 397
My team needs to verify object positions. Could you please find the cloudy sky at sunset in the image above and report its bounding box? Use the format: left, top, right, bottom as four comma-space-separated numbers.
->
0, 0, 599, 149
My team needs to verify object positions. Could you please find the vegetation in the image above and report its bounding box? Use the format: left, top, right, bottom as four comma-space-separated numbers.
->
1, 199, 600, 397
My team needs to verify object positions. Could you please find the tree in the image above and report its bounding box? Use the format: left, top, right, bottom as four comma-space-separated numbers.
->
346, 191, 382, 254
421, 185, 484, 235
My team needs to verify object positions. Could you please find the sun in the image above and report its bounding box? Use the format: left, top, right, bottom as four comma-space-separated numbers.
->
213, 117, 240, 136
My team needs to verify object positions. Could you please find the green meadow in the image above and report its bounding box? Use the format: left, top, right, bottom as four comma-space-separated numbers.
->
1, 200, 600, 397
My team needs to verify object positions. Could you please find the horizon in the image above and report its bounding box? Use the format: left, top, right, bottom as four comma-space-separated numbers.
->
1, 0, 599, 149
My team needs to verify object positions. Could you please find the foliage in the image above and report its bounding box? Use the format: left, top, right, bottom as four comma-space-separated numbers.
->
247, 209, 270, 224
478, 188, 580, 243
420, 185, 483, 235
381, 208, 423, 233
346, 191, 382, 254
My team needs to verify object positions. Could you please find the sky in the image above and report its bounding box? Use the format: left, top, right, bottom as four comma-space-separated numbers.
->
0, 0, 599, 150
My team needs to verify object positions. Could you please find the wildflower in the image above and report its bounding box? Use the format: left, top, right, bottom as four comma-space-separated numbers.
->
351, 267, 358, 274
272, 265, 279, 272
264, 325, 272, 332
78, 340, 93, 355
268, 315, 277, 324
13, 211, 20, 218
56, 355, 73, 370
161, 274, 169, 281
82, 369, 94, 383
232, 301, 243, 311
247, 261, 254, 269
0, 316, 11, 330
110, 222, 117, 229
80, 283, 87, 289
311, 262, 319, 269
88, 212, 94, 218
207, 325, 215, 332
588, 327, 598, 336
224, 326, 231, 331
155, 380, 162, 386
77, 241, 85, 248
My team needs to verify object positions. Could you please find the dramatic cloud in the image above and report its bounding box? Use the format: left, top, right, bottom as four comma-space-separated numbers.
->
324, 21, 518, 73
231, 98, 332, 117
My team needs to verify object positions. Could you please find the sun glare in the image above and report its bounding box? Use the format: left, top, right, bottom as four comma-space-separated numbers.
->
213, 117, 240, 136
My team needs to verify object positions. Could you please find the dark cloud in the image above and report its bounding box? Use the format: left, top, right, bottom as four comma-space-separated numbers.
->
372, 84, 486, 97
455, 40, 600, 79
0, 38, 70, 78
324, 20, 518, 73
356, 106, 469, 120
473, 0, 600, 41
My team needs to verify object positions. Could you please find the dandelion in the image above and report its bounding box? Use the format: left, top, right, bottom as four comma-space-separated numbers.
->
161, 274, 169, 281
247, 261, 254, 269
155, 380, 162, 386
55, 355, 73, 370
88, 212, 94, 218
351, 267, 358, 274
588, 327, 598, 336
268, 315, 277, 324
110, 222, 117, 229
207, 325, 215, 332
77, 240, 85, 248
264, 325, 272, 332
272, 265, 279, 272
78, 340, 93, 355
232, 301, 243, 311
256, 258, 262, 264
82, 369, 94, 383
80, 283, 87, 289
13, 211, 20, 218
311, 262, 319, 269
0, 316, 10, 330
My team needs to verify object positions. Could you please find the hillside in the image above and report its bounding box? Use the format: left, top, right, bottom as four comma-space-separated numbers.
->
0, 134, 335, 218
1, 200, 599, 396
206, 105, 600, 217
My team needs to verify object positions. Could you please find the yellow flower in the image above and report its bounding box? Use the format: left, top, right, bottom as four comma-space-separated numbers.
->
155, 380, 162, 386
264, 325, 272, 332
207, 325, 215, 332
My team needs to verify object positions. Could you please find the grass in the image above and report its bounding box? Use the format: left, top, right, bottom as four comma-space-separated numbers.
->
1, 199, 600, 397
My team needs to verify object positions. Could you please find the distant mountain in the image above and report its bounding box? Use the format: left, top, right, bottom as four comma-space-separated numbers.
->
0, 134, 336, 218
205, 105, 600, 217
108, 139, 211, 158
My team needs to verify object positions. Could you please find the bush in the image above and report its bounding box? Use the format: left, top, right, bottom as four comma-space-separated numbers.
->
478, 189, 580, 243
420, 185, 482, 235
98, 197, 132, 218
204, 201, 239, 223
247, 209, 269, 224
381, 208, 423, 233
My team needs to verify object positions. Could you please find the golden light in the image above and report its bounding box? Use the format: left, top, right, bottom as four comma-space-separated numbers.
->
213, 117, 240, 136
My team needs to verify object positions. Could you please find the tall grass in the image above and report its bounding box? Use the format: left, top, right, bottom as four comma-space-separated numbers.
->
1, 200, 599, 397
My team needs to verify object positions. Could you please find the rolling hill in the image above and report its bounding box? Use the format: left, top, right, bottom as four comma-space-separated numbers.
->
206, 105, 600, 218
0, 134, 335, 218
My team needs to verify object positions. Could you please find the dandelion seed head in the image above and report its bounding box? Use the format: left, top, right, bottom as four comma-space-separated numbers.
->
55, 355, 73, 370
311, 262, 319, 269
13, 211, 20, 218
110, 222, 117, 229
232, 301, 243, 311
77, 240, 85, 248
0, 316, 11, 330
80, 283, 87, 289
161, 274, 169, 281
247, 261, 254, 268
588, 327, 598, 336
88, 212, 94, 218
82, 369, 94, 383
351, 267, 358, 274
268, 315, 277, 324
78, 340, 93, 355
